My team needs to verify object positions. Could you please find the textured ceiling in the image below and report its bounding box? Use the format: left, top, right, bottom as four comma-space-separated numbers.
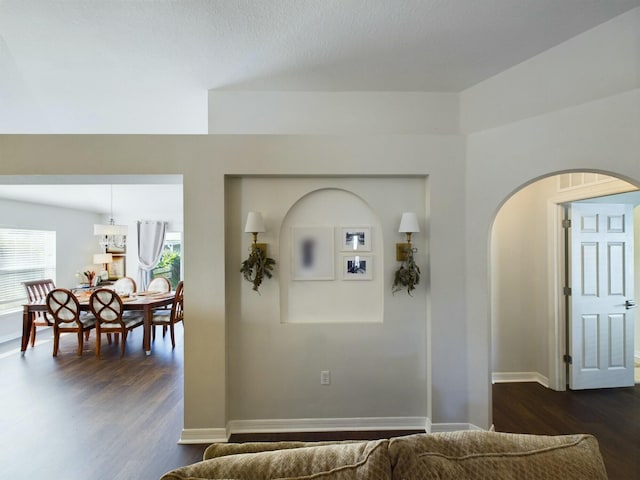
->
1, 0, 638, 133
0, 1, 638, 216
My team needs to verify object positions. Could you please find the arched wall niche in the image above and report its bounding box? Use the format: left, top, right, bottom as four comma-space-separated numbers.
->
279, 187, 383, 324
225, 175, 429, 423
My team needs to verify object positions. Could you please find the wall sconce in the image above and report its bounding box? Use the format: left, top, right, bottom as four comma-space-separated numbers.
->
244, 211, 267, 256
396, 212, 420, 261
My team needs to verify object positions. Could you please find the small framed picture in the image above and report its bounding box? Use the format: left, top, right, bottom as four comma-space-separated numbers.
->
342, 254, 372, 280
341, 227, 371, 251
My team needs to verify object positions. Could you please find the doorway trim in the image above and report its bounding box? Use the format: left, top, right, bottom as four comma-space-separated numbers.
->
546, 176, 637, 391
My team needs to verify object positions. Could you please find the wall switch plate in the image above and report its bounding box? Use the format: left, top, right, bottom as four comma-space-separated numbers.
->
320, 370, 330, 385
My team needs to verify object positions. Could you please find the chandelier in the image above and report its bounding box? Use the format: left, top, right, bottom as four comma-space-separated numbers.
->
94, 185, 128, 250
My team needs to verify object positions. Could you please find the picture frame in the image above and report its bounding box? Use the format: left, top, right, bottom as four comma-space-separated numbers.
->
340, 227, 371, 251
107, 255, 126, 280
342, 254, 372, 280
292, 226, 335, 280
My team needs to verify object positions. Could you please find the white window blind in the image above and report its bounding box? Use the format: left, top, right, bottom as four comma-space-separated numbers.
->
0, 228, 56, 314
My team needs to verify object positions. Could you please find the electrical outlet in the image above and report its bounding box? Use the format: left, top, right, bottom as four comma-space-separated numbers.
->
320, 370, 331, 385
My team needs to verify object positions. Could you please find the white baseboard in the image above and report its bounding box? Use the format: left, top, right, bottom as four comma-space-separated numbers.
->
492, 371, 549, 388
228, 416, 427, 434
179, 428, 229, 444
427, 421, 483, 433
179, 418, 485, 444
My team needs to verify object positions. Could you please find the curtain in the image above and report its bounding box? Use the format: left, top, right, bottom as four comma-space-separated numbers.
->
137, 221, 167, 291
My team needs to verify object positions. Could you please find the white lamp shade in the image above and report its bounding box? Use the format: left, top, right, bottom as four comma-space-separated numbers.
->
93, 253, 113, 264
398, 212, 420, 233
94, 223, 128, 236
244, 212, 266, 233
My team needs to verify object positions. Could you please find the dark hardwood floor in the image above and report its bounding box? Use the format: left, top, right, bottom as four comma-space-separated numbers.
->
492, 381, 640, 480
2, 330, 638, 479
0, 326, 206, 480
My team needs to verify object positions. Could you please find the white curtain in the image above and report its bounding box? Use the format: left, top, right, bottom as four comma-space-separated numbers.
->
137, 221, 167, 291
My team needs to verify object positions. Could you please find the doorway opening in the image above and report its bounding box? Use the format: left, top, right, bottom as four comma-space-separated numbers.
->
490, 171, 639, 392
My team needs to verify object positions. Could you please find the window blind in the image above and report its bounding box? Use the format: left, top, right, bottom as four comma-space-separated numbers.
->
0, 228, 56, 314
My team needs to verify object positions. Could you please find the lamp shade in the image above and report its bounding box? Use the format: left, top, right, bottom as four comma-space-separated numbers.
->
398, 212, 420, 233
244, 212, 266, 233
94, 223, 128, 236
93, 253, 113, 265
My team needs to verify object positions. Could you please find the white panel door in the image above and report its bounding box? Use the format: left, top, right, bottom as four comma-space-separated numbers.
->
569, 203, 635, 390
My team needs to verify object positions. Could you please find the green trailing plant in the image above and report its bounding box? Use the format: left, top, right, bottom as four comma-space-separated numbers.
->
392, 247, 420, 296
241, 246, 276, 293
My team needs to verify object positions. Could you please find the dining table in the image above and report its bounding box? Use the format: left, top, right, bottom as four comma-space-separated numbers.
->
21, 290, 175, 356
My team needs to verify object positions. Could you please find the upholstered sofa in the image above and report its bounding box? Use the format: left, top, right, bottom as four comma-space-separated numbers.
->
160, 430, 608, 479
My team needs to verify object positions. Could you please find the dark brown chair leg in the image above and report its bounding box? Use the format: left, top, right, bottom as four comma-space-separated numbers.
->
170, 323, 176, 349
96, 330, 102, 357
77, 331, 84, 356
31, 323, 37, 347
120, 330, 127, 358
53, 327, 59, 356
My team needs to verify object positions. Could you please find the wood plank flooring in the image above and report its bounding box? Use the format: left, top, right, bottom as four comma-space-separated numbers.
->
492, 382, 640, 480
2, 329, 638, 479
0, 327, 206, 480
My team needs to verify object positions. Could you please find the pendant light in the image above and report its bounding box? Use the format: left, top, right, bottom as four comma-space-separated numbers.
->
94, 185, 128, 250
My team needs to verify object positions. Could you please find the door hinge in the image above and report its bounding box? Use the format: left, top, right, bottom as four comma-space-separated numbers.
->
562, 219, 571, 228
563, 286, 572, 296
563, 354, 572, 364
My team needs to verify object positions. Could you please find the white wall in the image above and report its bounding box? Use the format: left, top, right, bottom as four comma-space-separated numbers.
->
0, 133, 467, 437
0, 198, 102, 341
226, 177, 428, 423
491, 179, 551, 377
460, 8, 639, 133
636, 205, 640, 358
463, 7, 639, 426
208, 92, 459, 134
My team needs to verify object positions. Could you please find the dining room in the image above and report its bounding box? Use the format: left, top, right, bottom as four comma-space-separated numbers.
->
0, 174, 184, 354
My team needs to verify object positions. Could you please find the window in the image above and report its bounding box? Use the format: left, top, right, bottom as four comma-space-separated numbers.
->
0, 228, 56, 314
152, 232, 182, 289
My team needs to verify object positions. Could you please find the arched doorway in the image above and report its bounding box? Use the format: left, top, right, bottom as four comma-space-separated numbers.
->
490, 171, 639, 391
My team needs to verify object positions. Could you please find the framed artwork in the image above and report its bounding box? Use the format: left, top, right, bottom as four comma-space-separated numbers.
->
107, 255, 126, 280
340, 227, 371, 251
292, 226, 335, 280
342, 254, 372, 280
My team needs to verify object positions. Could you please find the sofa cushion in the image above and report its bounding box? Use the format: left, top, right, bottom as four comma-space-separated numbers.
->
160, 439, 391, 480
388, 431, 608, 480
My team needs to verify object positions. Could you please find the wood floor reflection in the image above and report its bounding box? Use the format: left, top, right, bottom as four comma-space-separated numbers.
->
0, 327, 206, 480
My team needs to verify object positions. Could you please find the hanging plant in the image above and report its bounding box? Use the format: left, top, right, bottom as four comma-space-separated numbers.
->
241, 247, 276, 293
392, 247, 420, 296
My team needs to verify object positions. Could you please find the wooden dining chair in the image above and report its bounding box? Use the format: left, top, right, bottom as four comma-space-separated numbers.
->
45, 288, 96, 356
148, 276, 171, 293
89, 288, 143, 358
23, 279, 56, 347
151, 281, 183, 349
112, 276, 137, 295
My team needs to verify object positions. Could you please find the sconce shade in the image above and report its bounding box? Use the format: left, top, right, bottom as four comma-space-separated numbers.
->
244, 212, 266, 233
93, 253, 113, 265
398, 212, 420, 233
